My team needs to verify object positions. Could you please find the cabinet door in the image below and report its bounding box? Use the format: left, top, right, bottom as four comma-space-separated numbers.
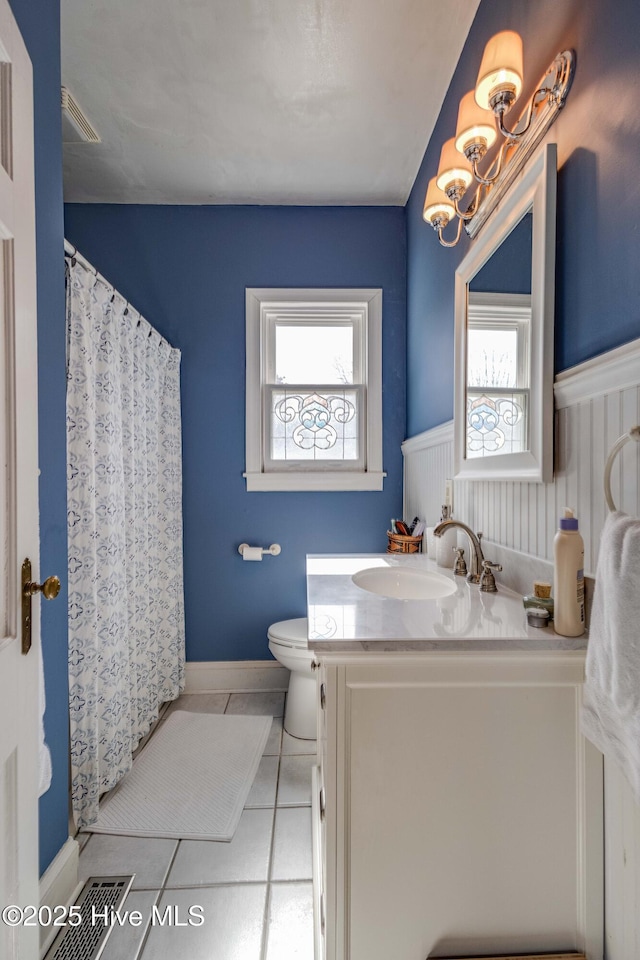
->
313, 659, 329, 959
312, 763, 325, 960
336, 655, 602, 960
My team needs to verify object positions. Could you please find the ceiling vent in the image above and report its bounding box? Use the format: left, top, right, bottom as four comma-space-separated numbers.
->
61, 86, 100, 143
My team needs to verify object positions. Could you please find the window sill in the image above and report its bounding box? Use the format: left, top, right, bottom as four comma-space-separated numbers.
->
243, 471, 386, 492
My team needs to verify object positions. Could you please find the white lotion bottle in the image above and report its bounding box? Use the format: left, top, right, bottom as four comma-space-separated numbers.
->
553, 508, 585, 637
436, 504, 457, 569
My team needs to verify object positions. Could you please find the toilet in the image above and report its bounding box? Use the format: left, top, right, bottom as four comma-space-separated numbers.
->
267, 618, 317, 740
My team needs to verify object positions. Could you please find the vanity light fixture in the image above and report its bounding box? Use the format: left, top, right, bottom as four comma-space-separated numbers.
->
424, 30, 575, 246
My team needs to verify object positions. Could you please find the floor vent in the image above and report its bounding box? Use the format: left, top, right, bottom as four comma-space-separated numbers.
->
45, 876, 134, 960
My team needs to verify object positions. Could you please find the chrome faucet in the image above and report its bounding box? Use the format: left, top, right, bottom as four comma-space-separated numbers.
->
433, 519, 485, 584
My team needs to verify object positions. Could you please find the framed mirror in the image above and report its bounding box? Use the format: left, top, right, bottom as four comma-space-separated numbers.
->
454, 142, 556, 483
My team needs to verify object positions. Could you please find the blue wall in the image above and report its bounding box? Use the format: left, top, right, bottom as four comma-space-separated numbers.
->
406, 0, 640, 437
470, 212, 532, 295
64, 205, 406, 661
8, 0, 69, 874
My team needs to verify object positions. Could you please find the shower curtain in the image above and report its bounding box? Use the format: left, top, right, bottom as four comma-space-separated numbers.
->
66, 251, 185, 827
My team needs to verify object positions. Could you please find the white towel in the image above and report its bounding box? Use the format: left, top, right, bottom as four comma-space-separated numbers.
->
581, 510, 640, 803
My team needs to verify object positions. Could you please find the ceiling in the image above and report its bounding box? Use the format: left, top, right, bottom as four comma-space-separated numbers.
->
61, 0, 480, 205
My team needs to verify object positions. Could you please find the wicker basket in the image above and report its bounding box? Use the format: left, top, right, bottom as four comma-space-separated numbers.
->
386, 530, 423, 554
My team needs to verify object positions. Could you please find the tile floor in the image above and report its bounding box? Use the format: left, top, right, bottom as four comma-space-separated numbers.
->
71, 691, 316, 960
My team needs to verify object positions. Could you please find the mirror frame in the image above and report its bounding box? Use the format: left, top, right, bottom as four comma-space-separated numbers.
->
454, 142, 556, 483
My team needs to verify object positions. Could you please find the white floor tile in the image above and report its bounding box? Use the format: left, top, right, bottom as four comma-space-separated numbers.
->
264, 718, 283, 756
271, 808, 313, 881
140, 885, 266, 960
282, 731, 317, 756
74, 689, 314, 957
166, 809, 274, 886
79, 835, 178, 890
277, 756, 314, 807
165, 693, 230, 715
98, 889, 160, 960
265, 882, 314, 960
245, 756, 279, 808
226, 691, 285, 717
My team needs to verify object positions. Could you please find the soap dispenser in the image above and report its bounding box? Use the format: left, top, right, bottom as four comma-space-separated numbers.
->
436, 504, 457, 569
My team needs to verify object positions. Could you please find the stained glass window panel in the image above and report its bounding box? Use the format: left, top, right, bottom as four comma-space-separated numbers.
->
269, 388, 359, 462
466, 389, 528, 458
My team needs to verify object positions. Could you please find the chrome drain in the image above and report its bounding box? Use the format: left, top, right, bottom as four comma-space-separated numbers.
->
46, 876, 134, 960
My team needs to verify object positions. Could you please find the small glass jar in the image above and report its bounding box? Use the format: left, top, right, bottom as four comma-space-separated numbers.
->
523, 580, 554, 621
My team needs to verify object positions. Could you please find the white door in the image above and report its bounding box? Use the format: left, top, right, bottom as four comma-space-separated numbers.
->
0, 1, 46, 958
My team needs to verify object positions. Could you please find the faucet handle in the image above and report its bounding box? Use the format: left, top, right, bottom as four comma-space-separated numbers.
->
480, 559, 502, 593
453, 547, 467, 578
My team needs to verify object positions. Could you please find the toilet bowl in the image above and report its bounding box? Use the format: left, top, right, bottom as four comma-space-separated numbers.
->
267, 618, 317, 740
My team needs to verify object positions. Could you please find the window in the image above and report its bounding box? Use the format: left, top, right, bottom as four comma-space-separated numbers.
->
245, 288, 384, 491
465, 292, 531, 459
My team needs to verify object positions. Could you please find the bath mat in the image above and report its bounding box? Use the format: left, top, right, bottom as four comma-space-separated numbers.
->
89, 711, 272, 841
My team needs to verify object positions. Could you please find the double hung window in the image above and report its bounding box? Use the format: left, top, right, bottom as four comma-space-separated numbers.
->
466, 292, 531, 458
245, 288, 384, 491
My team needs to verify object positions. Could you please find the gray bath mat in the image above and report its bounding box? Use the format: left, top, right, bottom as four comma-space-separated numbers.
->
89, 711, 271, 841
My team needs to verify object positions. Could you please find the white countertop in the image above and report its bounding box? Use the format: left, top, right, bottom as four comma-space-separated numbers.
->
306, 553, 588, 653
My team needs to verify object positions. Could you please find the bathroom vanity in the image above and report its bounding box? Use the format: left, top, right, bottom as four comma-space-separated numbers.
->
307, 554, 603, 960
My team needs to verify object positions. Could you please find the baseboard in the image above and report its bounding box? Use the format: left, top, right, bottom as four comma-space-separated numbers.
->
39, 836, 82, 957
184, 660, 289, 694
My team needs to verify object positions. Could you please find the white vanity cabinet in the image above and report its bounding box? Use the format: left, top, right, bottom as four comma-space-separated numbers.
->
311, 650, 603, 960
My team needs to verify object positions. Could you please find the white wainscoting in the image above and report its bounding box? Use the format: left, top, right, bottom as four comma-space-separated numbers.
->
403, 337, 640, 575
402, 336, 640, 960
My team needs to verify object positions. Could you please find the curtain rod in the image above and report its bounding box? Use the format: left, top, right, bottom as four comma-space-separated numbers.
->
64, 238, 173, 350
64, 238, 96, 272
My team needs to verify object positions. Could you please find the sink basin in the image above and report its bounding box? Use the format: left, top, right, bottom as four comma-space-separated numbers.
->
352, 566, 456, 601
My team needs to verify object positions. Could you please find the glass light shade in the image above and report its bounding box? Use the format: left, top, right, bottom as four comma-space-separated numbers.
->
475, 30, 523, 110
435, 138, 474, 195
455, 90, 498, 155
423, 177, 455, 226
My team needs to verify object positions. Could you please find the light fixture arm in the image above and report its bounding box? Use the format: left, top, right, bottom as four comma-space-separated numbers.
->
437, 217, 464, 248
494, 48, 574, 143
496, 85, 547, 140
453, 188, 483, 222
470, 139, 511, 187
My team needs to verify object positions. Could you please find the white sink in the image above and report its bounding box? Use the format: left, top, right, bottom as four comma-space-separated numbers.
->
352, 566, 456, 601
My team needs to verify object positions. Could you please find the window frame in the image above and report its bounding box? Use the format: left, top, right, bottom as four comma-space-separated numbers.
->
465, 291, 532, 460
467, 291, 531, 390
245, 288, 384, 492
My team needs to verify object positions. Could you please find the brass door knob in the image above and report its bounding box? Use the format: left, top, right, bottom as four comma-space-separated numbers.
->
21, 558, 61, 654
25, 575, 61, 601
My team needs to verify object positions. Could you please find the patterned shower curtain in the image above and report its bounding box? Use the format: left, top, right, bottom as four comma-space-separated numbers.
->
66, 254, 185, 827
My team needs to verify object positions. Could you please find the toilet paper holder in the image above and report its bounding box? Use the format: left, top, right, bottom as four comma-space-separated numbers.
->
238, 543, 281, 560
